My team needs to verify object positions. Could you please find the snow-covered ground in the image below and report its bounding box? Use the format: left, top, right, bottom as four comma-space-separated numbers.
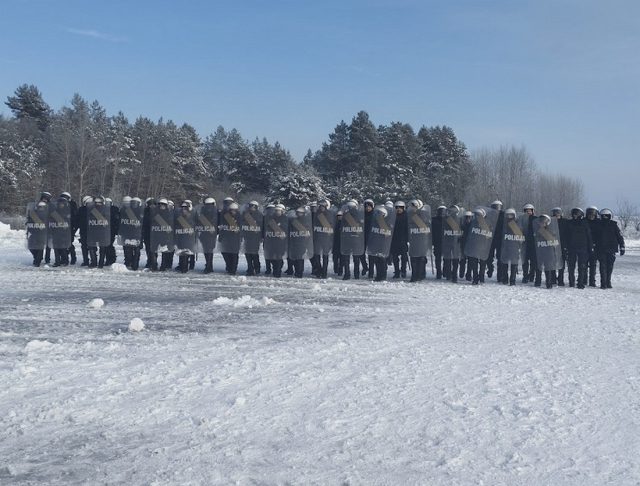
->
1, 221, 639, 485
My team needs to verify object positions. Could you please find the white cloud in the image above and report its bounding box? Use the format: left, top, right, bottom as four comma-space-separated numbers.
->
65, 28, 128, 43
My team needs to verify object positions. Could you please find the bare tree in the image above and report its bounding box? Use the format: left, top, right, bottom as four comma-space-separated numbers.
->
616, 197, 638, 231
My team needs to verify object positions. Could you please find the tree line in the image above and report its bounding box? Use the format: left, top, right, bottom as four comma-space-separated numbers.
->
1, 83, 584, 215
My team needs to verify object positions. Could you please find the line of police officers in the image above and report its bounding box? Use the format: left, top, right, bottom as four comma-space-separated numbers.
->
25, 193, 625, 289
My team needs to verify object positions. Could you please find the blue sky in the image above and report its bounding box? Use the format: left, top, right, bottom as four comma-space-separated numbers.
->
1, 0, 638, 208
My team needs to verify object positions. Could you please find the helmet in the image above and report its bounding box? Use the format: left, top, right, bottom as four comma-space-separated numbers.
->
40, 191, 52, 201
473, 207, 486, 217
417, 199, 424, 208
145, 197, 155, 206
204, 197, 216, 205
309, 201, 317, 207
491, 200, 503, 210
180, 201, 190, 208
228, 202, 239, 210
348, 199, 358, 206
448, 205, 460, 215
158, 197, 169, 205
505, 208, 516, 217
131, 197, 142, 205
540, 214, 551, 225
394, 201, 405, 208
464, 211, 473, 217
82, 196, 93, 206
523, 203, 535, 211
586, 206, 599, 218
551, 207, 563, 216
275, 203, 285, 211
295, 207, 306, 214
377, 207, 388, 218
249, 200, 259, 207
408, 199, 420, 208
122, 196, 132, 204
336, 211, 343, 216
60, 191, 71, 200
318, 199, 330, 208
265, 203, 275, 209
364, 199, 374, 207
94, 196, 105, 205
105, 198, 112, 204
223, 197, 234, 202
571, 207, 584, 218
600, 208, 613, 219
437, 205, 447, 216
346, 200, 358, 209
167, 200, 174, 208
36, 201, 47, 208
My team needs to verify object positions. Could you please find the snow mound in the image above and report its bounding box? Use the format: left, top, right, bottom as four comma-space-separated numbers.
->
110, 263, 129, 273
24, 340, 54, 353
128, 318, 145, 332
0, 222, 26, 250
87, 298, 105, 309
212, 295, 276, 308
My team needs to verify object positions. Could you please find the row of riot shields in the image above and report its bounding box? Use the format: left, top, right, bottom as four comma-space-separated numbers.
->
26, 199, 72, 250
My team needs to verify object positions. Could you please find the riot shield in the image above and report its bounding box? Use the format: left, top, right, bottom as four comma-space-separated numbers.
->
340, 203, 365, 256
407, 205, 432, 258
48, 199, 72, 250
241, 205, 263, 254
174, 207, 196, 255
195, 203, 217, 253
499, 216, 526, 265
288, 209, 313, 260
534, 217, 563, 271
263, 209, 287, 260
149, 205, 174, 253
118, 204, 143, 247
86, 203, 112, 248
441, 209, 464, 259
366, 205, 396, 258
313, 207, 336, 256
464, 207, 499, 261
26, 203, 48, 250
218, 208, 241, 253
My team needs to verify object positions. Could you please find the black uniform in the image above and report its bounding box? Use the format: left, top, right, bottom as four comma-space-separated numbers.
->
431, 214, 444, 279
363, 208, 373, 278
489, 210, 504, 281
77, 204, 89, 266
556, 217, 569, 286
459, 217, 473, 281
566, 217, 593, 289
106, 204, 120, 266
595, 218, 624, 289
390, 211, 408, 278
586, 217, 601, 286
333, 217, 343, 275
522, 214, 537, 283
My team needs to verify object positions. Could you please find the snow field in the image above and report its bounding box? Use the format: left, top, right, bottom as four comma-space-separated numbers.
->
1, 223, 639, 484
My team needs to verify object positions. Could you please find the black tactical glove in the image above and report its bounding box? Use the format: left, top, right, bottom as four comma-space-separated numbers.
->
620, 247, 625, 256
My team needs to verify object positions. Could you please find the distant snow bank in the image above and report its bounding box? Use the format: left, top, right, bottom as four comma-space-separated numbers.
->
0, 222, 25, 250
212, 295, 276, 308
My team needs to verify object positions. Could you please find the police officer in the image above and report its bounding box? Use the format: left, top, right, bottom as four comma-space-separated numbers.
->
363, 199, 375, 278
333, 210, 343, 275
263, 203, 275, 275
390, 201, 408, 278
521, 203, 536, 283
551, 207, 568, 286
595, 209, 625, 289
487, 200, 504, 281
59, 192, 78, 265
142, 197, 156, 269
585, 206, 600, 287
566, 207, 593, 289
459, 210, 473, 281
432, 205, 446, 279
